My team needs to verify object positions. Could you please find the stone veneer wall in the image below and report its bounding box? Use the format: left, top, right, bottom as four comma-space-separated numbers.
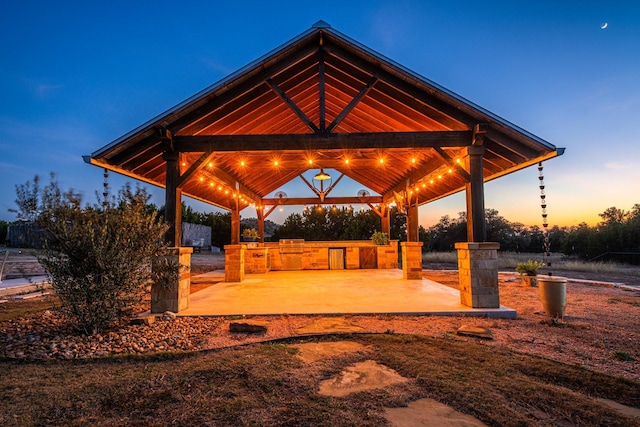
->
245, 246, 270, 274
302, 246, 329, 270
151, 247, 192, 313
224, 244, 245, 282
265, 241, 399, 271
401, 242, 423, 279
377, 243, 399, 269
455, 242, 500, 308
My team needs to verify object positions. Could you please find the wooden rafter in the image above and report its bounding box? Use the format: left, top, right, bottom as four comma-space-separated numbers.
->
173, 131, 472, 153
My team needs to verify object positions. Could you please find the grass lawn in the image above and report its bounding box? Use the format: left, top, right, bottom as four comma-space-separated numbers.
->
1, 334, 639, 427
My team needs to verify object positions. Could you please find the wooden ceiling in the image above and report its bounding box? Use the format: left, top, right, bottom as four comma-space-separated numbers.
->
86, 21, 563, 212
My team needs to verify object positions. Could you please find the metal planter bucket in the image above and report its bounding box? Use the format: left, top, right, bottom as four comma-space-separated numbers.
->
538, 276, 567, 318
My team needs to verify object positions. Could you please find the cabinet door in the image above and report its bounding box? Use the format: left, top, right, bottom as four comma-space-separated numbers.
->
359, 247, 377, 269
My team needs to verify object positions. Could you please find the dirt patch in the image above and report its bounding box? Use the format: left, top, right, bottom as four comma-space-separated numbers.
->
384, 398, 489, 427
292, 341, 366, 363
295, 317, 366, 335
318, 359, 409, 397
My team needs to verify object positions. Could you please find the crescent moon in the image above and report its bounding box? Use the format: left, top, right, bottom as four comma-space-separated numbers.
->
601, 22, 608, 29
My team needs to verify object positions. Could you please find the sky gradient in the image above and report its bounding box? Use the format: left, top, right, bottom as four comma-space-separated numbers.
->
2, 1, 639, 228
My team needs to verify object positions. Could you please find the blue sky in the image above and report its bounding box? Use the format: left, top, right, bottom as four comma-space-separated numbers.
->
2, 1, 639, 227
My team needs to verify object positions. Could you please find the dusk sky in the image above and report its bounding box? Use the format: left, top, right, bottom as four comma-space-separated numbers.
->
2, 1, 639, 228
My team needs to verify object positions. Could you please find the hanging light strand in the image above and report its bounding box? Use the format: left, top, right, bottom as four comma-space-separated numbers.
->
539, 162, 552, 276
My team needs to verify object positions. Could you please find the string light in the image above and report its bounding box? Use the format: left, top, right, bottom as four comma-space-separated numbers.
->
345, 159, 350, 165
378, 158, 384, 164
240, 160, 246, 167
208, 162, 213, 168
199, 177, 204, 182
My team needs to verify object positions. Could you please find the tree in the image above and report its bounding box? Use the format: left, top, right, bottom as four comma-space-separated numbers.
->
36, 182, 172, 335
598, 207, 627, 226
9, 174, 41, 221
9, 172, 65, 223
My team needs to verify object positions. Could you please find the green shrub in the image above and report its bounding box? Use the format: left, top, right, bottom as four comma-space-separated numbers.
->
37, 183, 172, 335
515, 259, 544, 276
371, 231, 389, 245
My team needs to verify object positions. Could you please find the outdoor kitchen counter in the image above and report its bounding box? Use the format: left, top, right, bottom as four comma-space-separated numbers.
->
254, 240, 399, 271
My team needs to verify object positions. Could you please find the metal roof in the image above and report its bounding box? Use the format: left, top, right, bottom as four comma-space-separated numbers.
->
85, 21, 564, 211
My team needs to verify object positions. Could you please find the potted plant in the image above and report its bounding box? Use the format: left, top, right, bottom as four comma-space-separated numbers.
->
241, 228, 259, 241
371, 231, 389, 245
515, 259, 544, 287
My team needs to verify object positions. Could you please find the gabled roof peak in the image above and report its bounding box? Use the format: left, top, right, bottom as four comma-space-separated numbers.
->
312, 20, 331, 29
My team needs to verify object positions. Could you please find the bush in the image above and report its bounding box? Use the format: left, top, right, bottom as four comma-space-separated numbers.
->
37, 183, 172, 335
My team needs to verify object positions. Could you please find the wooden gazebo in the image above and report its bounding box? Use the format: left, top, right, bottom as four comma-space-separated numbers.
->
85, 21, 564, 312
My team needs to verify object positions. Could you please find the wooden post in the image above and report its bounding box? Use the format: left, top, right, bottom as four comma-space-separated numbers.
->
231, 206, 240, 245
466, 125, 487, 243
407, 204, 419, 242
163, 150, 182, 247
381, 205, 390, 236
257, 207, 265, 243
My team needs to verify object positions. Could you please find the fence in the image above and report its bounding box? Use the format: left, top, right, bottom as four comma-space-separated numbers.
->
6, 223, 46, 248
181, 222, 212, 250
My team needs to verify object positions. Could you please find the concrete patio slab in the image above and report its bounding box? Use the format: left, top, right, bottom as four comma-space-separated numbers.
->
180, 269, 516, 318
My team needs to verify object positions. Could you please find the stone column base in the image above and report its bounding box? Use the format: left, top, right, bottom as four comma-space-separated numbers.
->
151, 247, 192, 313
455, 242, 500, 308
224, 244, 245, 282
401, 242, 423, 279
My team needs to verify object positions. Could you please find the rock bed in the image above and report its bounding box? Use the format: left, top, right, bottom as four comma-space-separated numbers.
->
0, 311, 223, 360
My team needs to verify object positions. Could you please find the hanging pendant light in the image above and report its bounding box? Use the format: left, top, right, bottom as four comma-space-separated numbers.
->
313, 169, 331, 181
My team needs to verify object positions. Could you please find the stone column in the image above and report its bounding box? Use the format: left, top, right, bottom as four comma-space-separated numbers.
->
151, 247, 192, 313
401, 241, 423, 279
224, 244, 245, 282
455, 242, 500, 308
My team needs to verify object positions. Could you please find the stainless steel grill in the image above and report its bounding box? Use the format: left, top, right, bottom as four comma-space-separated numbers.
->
279, 239, 304, 254
279, 239, 304, 270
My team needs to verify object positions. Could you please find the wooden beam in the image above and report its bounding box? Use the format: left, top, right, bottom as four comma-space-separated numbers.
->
323, 44, 477, 128
432, 147, 471, 182
318, 48, 326, 133
326, 76, 377, 133
166, 44, 319, 135
173, 131, 472, 152
473, 123, 488, 146
200, 167, 261, 203
177, 151, 215, 188
262, 196, 382, 205
381, 156, 444, 203
266, 78, 320, 134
